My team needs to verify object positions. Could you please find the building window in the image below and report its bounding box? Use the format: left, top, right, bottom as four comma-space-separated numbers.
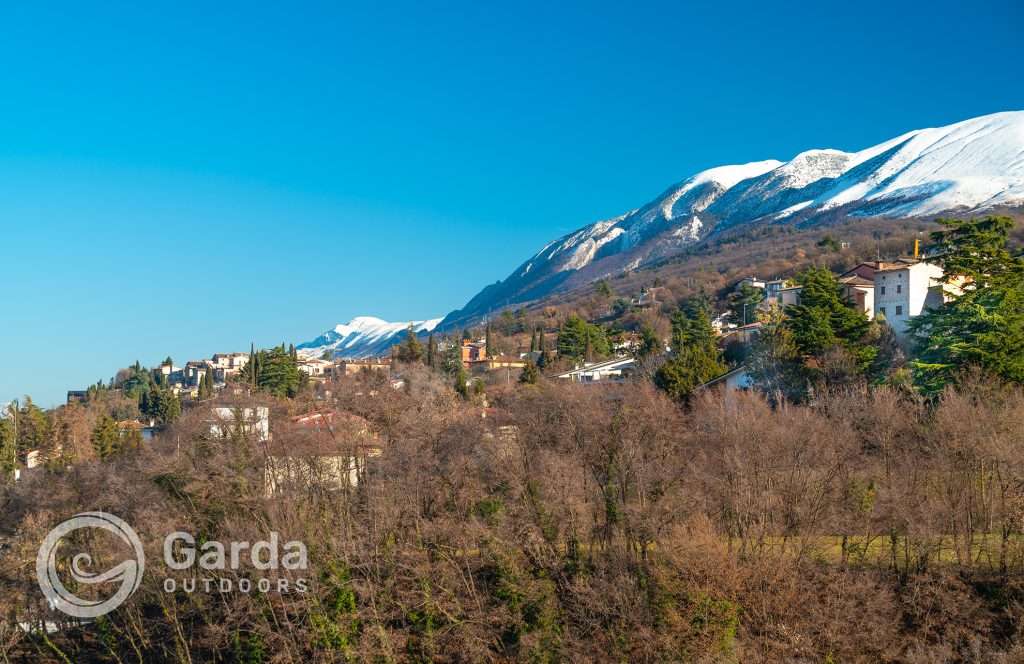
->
879, 307, 886, 316
880, 286, 886, 295
895, 305, 903, 315
897, 284, 902, 294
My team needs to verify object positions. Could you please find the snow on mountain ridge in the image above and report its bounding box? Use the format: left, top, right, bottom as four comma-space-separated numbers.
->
298, 316, 441, 359
440, 110, 1024, 328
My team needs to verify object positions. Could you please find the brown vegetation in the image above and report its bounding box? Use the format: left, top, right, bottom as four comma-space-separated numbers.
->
3, 369, 1024, 662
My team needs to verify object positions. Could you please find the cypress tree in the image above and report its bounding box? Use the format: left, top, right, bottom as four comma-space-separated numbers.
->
249, 343, 257, 388
426, 332, 436, 368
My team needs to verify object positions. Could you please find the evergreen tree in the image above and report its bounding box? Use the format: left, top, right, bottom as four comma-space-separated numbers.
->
199, 368, 214, 399
485, 323, 494, 357
519, 360, 540, 385
748, 306, 806, 403
454, 362, 469, 399
637, 325, 661, 359
728, 282, 764, 325
91, 415, 121, 460
143, 387, 182, 425
425, 332, 436, 368
785, 266, 875, 371
444, 337, 463, 375
249, 343, 257, 388
557, 315, 610, 361
0, 415, 16, 484
164, 390, 182, 423
538, 328, 551, 368
654, 305, 726, 400
15, 398, 49, 455
909, 216, 1024, 393
396, 324, 425, 364
530, 328, 538, 353
254, 346, 303, 397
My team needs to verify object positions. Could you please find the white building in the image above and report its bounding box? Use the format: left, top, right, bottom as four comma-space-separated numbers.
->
298, 358, 333, 378
738, 276, 766, 290
698, 366, 754, 393
873, 260, 947, 338
555, 357, 635, 383
211, 352, 250, 372
209, 406, 270, 442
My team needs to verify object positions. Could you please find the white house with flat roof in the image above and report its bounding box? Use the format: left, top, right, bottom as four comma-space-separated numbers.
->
555, 357, 636, 383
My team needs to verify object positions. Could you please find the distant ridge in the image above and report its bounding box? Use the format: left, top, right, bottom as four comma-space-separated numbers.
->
441, 110, 1024, 326
300, 111, 1024, 355
297, 316, 441, 359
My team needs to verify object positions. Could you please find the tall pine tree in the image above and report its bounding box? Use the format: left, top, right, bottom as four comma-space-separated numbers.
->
909, 216, 1024, 394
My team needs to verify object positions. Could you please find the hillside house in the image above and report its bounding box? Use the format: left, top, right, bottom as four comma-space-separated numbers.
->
184, 361, 210, 387
211, 352, 249, 374
158, 363, 184, 384
873, 259, 949, 338
484, 355, 527, 371
632, 287, 664, 307
265, 410, 381, 496
763, 279, 789, 305
697, 366, 753, 393
336, 359, 391, 377
555, 357, 636, 383
208, 406, 270, 442
298, 358, 333, 379
720, 321, 762, 345
838, 274, 875, 319
778, 285, 803, 307
461, 340, 488, 366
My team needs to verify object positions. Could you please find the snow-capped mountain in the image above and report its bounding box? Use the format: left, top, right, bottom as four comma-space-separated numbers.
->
297, 316, 442, 359
442, 111, 1024, 326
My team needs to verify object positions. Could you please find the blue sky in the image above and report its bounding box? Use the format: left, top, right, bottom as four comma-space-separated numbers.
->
1, 0, 1022, 407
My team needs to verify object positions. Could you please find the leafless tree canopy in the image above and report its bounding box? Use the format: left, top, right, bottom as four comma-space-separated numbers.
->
3, 369, 1024, 662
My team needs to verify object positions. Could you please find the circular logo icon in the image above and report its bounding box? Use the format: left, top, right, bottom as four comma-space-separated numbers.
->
36, 512, 145, 618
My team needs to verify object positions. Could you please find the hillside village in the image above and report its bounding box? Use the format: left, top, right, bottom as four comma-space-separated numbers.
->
4, 4, 1024, 658
4, 216, 1023, 662
2, 225, 980, 486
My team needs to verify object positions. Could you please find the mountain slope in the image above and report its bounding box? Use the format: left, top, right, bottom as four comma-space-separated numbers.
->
443, 111, 1024, 326
297, 316, 442, 359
